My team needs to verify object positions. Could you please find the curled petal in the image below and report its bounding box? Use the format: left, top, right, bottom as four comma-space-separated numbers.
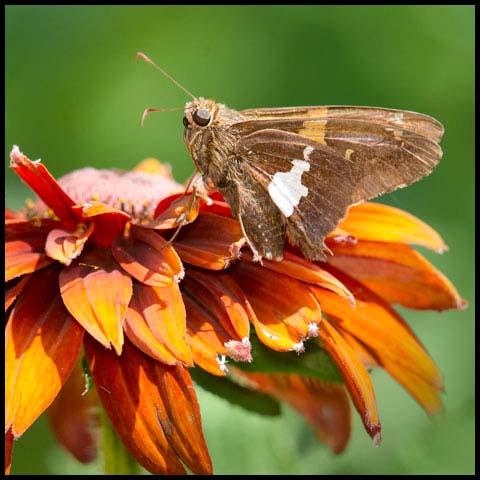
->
71, 202, 131, 248
232, 262, 322, 352
47, 359, 100, 463
9, 146, 77, 227
173, 213, 245, 270
59, 251, 132, 354
5, 266, 84, 437
123, 282, 193, 366
328, 240, 466, 310
242, 250, 354, 305
231, 369, 351, 454
312, 269, 444, 414
84, 337, 212, 475
319, 320, 381, 443
111, 225, 183, 287
5, 220, 56, 281
334, 202, 447, 252
45, 224, 94, 266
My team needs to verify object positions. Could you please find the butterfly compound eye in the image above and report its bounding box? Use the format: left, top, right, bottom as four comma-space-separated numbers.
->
192, 108, 211, 126
182, 116, 189, 128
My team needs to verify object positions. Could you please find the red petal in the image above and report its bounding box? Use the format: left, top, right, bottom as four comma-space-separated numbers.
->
71, 202, 131, 248
123, 281, 193, 366
5, 266, 84, 437
84, 337, 212, 475
312, 269, 444, 414
45, 224, 94, 266
5, 428, 13, 475
333, 202, 447, 252
173, 213, 245, 270
232, 262, 322, 352
231, 369, 351, 454
111, 225, 183, 287
47, 359, 100, 463
319, 320, 381, 443
59, 251, 132, 354
9, 146, 77, 227
5, 220, 56, 281
328, 240, 466, 310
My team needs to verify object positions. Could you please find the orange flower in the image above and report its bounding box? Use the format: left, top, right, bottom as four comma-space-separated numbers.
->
5, 147, 466, 474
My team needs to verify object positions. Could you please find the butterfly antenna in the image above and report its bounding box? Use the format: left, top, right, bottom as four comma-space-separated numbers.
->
141, 107, 184, 126
136, 52, 196, 99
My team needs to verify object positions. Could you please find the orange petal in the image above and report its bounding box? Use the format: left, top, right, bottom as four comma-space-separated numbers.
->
47, 359, 100, 463
111, 225, 183, 287
173, 213, 245, 270
318, 320, 381, 443
123, 281, 193, 366
312, 269, 444, 413
5, 428, 14, 475
59, 251, 131, 354
5, 266, 84, 438
183, 293, 235, 376
333, 202, 447, 252
152, 192, 201, 230
71, 201, 131, 248
231, 369, 351, 454
133, 158, 176, 179
45, 224, 94, 266
242, 250, 354, 305
5, 276, 31, 312
5, 220, 56, 281
232, 262, 322, 352
9, 146, 77, 228
184, 268, 251, 341
328, 240, 466, 310
84, 337, 212, 475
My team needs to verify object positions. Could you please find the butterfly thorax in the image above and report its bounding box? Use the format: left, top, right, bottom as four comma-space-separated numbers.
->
183, 98, 245, 189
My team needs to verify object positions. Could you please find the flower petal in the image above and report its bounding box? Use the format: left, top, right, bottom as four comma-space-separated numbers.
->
328, 240, 466, 310
184, 268, 251, 341
9, 146, 77, 227
59, 251, 132, 354
5, 276, 31, 312
45, 224, 94, 266
173, 213, 245, 270
312, 268, 444, 414
232, 262, 322, 352
242, 250, 354, 305
111, 225, 183, 287
318, 320, 381, 443
5, 428, 14, 475
123, 281, 193, 366
5, 266, 84, 437
84, 337, 212, 475
71, 202, 131, 248
152, 192, 201, 230
231, 370, 351, 454
334, 202, 447, 252
5, 219, 56, 281
47, 359, 100, 463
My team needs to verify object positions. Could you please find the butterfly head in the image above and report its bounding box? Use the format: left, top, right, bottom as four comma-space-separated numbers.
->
183, 97, 220, 138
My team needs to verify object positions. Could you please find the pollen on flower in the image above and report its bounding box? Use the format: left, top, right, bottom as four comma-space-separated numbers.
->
307, 322, 320, 338
216, 354, 229, 373
224, 337, 253, 363
293, 341, 305, 354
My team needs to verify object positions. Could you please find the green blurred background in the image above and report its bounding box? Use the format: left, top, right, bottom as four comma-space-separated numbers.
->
5, 5, 474, 475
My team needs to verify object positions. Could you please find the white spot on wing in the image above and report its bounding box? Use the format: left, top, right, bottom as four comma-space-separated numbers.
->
268, 159, 310, 218
303, 146, 314, 160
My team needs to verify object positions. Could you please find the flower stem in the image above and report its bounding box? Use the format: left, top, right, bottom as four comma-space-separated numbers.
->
101, 409, 140, 475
